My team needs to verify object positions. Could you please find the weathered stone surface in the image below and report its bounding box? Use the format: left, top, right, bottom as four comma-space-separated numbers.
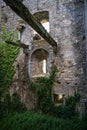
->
3, 0, 57, 53
0, 0, 86, 114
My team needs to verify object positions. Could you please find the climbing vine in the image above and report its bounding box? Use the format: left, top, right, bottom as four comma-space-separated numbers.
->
30, 65, 58, 113
0, 26, 19, 95
52, 93, 80, 118
30, 65, 80, 118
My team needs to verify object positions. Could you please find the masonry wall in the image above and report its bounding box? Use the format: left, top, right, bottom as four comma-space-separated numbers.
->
0, 0, 86, 110
23, 0, 86, 96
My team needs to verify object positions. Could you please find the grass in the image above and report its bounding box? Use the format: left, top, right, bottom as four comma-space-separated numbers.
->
0, 111, 86, 130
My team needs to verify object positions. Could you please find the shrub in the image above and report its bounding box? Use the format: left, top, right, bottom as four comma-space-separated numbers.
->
0, 92, 26, 119
0, 111, 85, 130
11, 93, 26, 112
51, 105, 76, 119
81, 106, 87, 130
51, 93, 80, 119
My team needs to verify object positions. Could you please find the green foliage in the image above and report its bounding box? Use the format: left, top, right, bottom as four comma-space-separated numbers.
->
0, 92, 26, 119
30, 65, 57, 114
0, 111, 85, 130
30, 66, 80, 118
81, 105, 87, 130
1, 26, 16, 41
36, 77, 53, 113
11, 93, 26, 112
51, 94, 80, 119
65, 93, 80, 107
0, 26, 19, 94
51, 105, 76, 119
49, 65, 58, 81
0, 26, 21, 118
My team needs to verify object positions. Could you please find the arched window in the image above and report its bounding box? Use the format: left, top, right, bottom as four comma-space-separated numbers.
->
31, 49, 49, 77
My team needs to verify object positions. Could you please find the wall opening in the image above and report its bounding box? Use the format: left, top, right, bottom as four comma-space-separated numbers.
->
31, 49, 49, 77
16, 21, 26, 41
41, 20, 49, 32
53, 94, 64, 104
42, 59, 47, 73
33, 11, 49, 40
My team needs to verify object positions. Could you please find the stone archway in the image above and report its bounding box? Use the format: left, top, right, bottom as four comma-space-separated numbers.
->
30, 48, 49, 77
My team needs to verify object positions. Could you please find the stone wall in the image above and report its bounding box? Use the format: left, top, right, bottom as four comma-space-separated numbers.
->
24, 0, 86, 97
0, 0, 86, 111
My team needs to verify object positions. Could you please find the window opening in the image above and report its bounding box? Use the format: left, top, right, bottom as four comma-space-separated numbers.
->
41, 21, 49, 33
53, 94, 64, 104
17, 22, 25, 41
33, 21, 49, 40
31, 49, 49, 77
18, 31, 21, 41
42, 59, 47, 73
33, 11, 49, 40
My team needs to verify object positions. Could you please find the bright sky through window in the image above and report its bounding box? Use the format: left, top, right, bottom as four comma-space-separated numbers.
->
42, 22, 49, 32
34, 22, 49, 34
42, 59, 46, 73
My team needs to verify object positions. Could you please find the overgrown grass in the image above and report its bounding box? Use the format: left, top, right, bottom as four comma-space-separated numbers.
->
0, 111, 86, 130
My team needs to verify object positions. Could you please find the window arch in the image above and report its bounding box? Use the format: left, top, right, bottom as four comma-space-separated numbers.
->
31, 49, 49, 77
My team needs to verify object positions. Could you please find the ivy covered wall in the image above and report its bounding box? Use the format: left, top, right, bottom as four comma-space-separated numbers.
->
0, 26, 19, 95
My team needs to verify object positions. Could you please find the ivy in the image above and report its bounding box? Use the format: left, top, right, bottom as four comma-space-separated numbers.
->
30, 65, 81, 118
51, 93, 80, 119
65, 93, 80, 107
30, 65, 58, 114
0, 26, 19, 95
0, 92, 26, 119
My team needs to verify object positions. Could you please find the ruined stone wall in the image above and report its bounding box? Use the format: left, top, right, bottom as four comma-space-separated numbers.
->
0, 0, 86, 110
52, 1, 85, 96
23, 0, 86, 96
